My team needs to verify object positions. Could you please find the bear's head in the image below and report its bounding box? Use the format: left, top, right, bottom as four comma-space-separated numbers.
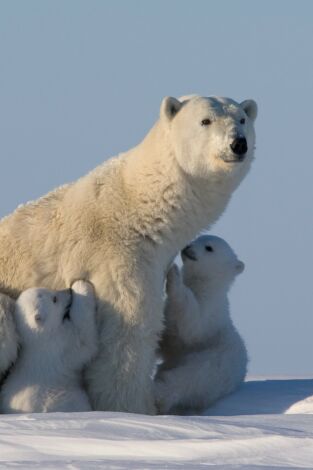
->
14, 287, 72, 344
160, 95, 257, 179
181, 235, 244, 286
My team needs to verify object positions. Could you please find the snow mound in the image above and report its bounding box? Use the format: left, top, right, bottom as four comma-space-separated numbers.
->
206, 376, 313, 416
0, 377, 312, 469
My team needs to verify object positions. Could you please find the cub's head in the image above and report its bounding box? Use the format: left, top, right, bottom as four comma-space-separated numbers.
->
160, 95, 257, 178
14, 287, 72, 343
181, 235, 244, 286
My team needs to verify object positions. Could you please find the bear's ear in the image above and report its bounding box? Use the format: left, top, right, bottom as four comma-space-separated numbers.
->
236, 260, 245, 274
160, 97, 182, 121
240, 99, 258, 122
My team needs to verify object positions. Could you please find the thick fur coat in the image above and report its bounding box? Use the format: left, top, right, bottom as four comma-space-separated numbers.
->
0, 293, 18, 382
0, 96, 257, 413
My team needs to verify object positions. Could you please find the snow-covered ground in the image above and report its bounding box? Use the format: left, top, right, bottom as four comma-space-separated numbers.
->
1, 377, 313, 469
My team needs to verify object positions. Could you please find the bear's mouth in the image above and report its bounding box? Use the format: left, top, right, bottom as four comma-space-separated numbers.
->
221, 154, 246, 163
63, 291, 73, 322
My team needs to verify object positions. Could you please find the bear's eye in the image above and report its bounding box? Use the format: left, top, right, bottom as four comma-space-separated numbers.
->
52, 296, 57, 303
201, 118, 212, 126
205, 245, 213, 252
240, 118, 245, 124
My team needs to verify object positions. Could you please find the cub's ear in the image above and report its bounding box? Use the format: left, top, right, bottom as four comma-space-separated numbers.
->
160, 97, 182, 121
236, 260, 245, 274
240, 99, 258, 122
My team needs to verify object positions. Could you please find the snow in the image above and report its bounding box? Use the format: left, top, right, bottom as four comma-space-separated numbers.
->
0, 377, 313, 469
205, 376, 313, 416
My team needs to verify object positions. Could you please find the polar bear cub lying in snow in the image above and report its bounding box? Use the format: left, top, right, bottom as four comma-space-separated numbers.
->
155, 235, 247, 414
0, 280, 98, 413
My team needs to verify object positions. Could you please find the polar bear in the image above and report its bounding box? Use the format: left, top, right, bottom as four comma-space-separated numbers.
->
0, 280, 98, 413
0, 294, 18, 382
0, 95, 257, 414
155, 235, 248, 414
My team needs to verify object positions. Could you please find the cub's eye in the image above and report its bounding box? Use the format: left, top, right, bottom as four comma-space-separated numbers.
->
201, 118, 212, 126
205, 246, 213, 252
240, 118, 245, 124
52, 296, 57, 304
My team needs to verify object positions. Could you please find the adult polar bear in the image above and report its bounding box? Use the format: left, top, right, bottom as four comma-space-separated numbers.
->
0, 95, 257, 414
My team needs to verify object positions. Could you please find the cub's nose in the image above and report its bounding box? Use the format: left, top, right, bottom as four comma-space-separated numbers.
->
181, 245, 197, 261
181, 245, 191, 256
230, 136, 248, 157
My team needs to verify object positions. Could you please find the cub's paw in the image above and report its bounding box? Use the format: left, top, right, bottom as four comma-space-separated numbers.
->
166, 264, 182, 294
71, 280, 95, 297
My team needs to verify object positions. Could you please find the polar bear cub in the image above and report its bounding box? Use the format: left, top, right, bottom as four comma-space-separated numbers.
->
0, 280, 98, 413
155, 235, 247, 414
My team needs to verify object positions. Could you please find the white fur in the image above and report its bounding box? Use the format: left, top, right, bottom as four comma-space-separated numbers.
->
155, 235, 248, 414
0, 95, 257, 414
0, 281, 98, 413
0, 294, 18, 381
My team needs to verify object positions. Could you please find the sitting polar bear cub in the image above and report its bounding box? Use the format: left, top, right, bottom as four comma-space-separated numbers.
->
0, 280, 98, 413
155, 235, 247, 414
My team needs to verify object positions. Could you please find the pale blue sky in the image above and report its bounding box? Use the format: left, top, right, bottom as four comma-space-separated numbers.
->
1, 0, 312, 375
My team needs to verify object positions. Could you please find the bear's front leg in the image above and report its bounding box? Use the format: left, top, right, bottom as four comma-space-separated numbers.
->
83, 269, 162, 415
84, 313, 158, 414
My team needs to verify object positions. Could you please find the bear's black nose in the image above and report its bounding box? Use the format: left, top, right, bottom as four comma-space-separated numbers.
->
230, 137, 248, 157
